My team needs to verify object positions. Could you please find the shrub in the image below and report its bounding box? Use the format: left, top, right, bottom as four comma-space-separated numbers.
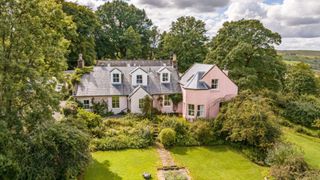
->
159, 128, 176, 148
62, 101, 78, 116
216, 91, 281, 151
266, 142, 320, 179
190, 120, 215, 145
91, 100, 113, 117
283, 95, 320, 127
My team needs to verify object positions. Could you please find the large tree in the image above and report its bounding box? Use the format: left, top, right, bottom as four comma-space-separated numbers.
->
95, 0, 154, 59
205, 19, 286, 91
62, 1, 99, 69
284, 62, 319, 95
160, 16, 208, 72
0, 0, 90, 178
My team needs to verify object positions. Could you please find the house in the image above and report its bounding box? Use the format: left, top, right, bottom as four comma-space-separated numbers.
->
179, 64, 238, 120
74, 58, 181, 114
73, 57, 238, 120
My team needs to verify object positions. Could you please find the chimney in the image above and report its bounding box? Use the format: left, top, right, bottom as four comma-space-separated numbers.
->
223, 65, 229, 76
172, 53, 177, 70
77, 53, 84, 68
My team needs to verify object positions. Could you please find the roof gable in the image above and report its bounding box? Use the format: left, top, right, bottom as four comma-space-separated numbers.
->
110, 68, 122, 74
128, 86, 151, 98
129, 67, 148, 75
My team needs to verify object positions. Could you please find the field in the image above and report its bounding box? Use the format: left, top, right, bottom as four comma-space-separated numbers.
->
84, 148, 161, 180
283, 128, 320, 169
170, 146, 268, 180
278, 50, 320, 72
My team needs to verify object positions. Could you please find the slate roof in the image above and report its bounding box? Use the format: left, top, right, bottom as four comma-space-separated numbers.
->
75, 65, 181, 97
96, 60, 172, 67
180, 63, 215, 90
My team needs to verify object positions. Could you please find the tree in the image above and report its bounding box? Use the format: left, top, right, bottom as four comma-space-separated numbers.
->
284, 62, 319, 95
95, 0, 153, 59
123, 26, 142, 59
0, 0, 90, 178
161, 16, 208, 72
215, 91, 281, 150
61, 1, 99, 69
205, 19, 286, 91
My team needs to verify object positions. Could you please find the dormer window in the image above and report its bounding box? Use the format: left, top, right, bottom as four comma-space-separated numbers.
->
111, 68, 122, 84
136, 75, 143, 84
211, 79, 219, 89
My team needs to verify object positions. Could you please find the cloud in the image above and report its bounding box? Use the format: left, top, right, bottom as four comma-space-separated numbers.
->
138, 0, 230, 12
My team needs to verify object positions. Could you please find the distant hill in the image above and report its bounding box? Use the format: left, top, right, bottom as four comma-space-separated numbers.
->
277, 50, 320, 73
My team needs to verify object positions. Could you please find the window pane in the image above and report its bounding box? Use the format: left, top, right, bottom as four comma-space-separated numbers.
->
162, 73, 168, 82
197, 105, 204, 117
188, 104, 194, 116
211, 79, 219, 89
112, 96, 120, 108
137, 75, 143, 84
113, 74, 120, 83
163, 95, 171, 106
83, 100, 90, 109
139, 99, 144, 109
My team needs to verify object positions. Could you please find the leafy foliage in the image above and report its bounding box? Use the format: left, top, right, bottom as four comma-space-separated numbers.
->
62, 1, 99, 69
95, 0, 154, 59
284, 62, 319, 95
205, 19, 286, 91
160, 16, 208, 72
159, 128, 176, 148
282, 95, 320, 127
215, 91, 281, 150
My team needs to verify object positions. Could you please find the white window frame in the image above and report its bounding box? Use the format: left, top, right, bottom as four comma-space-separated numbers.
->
112, 73, 120, 84
161, 73, 170, 83
211, 79, 219, 89
188, 104, 195, 116
112, 96, 120, 109
136, 75, 143, 84
197, 105, 205, 117
163, 95, 171, 107
83, 100, 90, 109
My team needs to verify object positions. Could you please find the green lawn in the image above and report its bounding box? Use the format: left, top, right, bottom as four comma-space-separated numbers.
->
85, 148, 161, 180
283, 128, 320, 169
170, 146, 268, 180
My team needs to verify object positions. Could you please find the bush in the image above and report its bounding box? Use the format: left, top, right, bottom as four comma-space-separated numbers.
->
159, 128, 176, 148
159, 116, 189, 145
190, 120, 215, 145
91, 100, 113, 117
62, 100, 78, 116
266, 142, 320, 179
283, 95, 320, 128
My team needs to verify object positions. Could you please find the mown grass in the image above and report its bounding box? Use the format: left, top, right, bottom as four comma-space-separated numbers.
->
170, 146, 268, 180
84, 148, 161, 180
283, 128, 320, 169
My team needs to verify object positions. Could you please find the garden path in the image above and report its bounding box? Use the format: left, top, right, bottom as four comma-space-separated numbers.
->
156, 142, 175, 166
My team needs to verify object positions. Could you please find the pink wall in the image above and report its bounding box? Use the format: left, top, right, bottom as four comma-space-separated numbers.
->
182, 66, 238, 120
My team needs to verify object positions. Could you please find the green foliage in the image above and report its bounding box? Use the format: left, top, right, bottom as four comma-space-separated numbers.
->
284, 62, 319, 95
283, 95, 320, 127
71, 66, 93, 84
266, 142, 320, 179
62, 100, 79, 116
169, 93, 183, 113
159, 128, 176, 148
205, 19, 286, 91
215, 91, 281, 150
18, 122, 91, 180
140, 96, 153, 118
91, 116, 154, 150
160, 16, 208, 72
95, 0, 154, 59
190, 120, 215, 145
62, 1, 99, 69
91, 100, 113, 117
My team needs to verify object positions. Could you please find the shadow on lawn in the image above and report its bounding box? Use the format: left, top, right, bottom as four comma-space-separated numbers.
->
170, 145, 231, 156
85, 159, 122, 180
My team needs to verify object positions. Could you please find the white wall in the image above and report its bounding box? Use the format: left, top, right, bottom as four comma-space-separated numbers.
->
131, 68, 148, 86
129, 88, 151, 113
76, 96, 128, 114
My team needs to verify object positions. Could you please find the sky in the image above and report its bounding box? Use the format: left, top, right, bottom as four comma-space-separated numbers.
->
67, 0, 320, 50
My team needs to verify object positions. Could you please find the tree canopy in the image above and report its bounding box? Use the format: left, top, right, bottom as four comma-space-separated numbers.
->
205, 19, 286, 91
284, 62, 319, 95
62, 1, 99, 69
95, 0, 154, 59
160, 16, 208, 72
0, 0, 90, 178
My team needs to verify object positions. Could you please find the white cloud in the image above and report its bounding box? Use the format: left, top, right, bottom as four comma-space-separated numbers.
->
66, 0, 320, 50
